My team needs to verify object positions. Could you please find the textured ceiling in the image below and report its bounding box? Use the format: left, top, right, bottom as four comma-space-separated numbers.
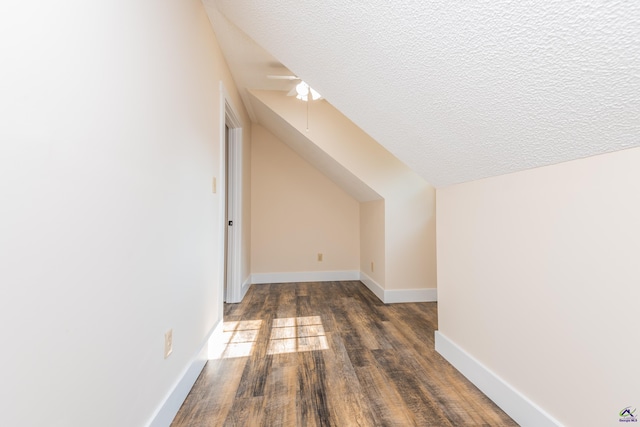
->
207, 0, 640, 187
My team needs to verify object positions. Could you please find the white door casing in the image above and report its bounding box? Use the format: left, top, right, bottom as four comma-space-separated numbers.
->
219, 82, 244, 304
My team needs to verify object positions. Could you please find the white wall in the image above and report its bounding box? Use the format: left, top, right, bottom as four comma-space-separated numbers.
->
437, 147, 640, 427
0, 1, 249, 426
251, 124, 360, 275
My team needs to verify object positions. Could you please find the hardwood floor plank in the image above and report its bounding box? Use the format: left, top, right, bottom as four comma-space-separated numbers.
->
370, 348, 455, 427
170, 357, 248, 426
260, 364, 297, 427
320, 330, 378, 427
223, 397, 263, 427
297, 350, 333, 427
354, 365, 417, 427
171, 281, 518, 427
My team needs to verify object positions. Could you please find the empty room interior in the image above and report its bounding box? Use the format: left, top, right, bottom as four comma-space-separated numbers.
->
1, 1, 639, 426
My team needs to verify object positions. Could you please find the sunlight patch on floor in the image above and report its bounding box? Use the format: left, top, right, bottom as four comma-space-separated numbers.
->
208, 316, 329, 359
267, 316, 328, 355
209, 320, 262, 359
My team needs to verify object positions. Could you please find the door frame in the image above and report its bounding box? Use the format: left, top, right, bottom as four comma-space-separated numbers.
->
219, 82, 244, 304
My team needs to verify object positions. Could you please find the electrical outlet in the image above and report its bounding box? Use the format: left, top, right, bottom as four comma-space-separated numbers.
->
164, 329, 173, 359
317, 253, 323, 262
371, 261, 374, 272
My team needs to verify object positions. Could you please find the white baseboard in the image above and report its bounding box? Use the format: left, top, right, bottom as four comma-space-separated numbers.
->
251, 270, 360, 284
359, 272, 437, 304
434, 332, 561, 427
240, 275, 251, 300
359, 272, 385, 302
147, 320, 221, 427
385, 287, 437, 303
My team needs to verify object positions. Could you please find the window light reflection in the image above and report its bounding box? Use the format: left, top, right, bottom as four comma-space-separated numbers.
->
208, 316, 329, 359
267, 316, 328, 355
209, 320, 262, 360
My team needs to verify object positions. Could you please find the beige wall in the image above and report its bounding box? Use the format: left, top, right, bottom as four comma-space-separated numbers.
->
250, 90, 436, 292
251, 124, 360, 274
384, 178, 437, 290
0, 1, 250, 426
360, 200, 386, 285
436, 147, 640, 426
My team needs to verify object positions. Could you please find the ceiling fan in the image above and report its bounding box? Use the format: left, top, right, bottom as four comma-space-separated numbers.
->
267, 75, 322, 101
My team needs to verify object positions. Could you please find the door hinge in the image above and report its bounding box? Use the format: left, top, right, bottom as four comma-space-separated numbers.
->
228, 220, 233, 226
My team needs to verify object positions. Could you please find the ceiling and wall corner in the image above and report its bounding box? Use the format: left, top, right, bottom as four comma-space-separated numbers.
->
205, 0, 640, 188
247, 90, 381, 202
202, 2, 294, 123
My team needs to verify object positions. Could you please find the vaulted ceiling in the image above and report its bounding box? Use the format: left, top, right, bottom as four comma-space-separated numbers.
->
204, 1, 640, 188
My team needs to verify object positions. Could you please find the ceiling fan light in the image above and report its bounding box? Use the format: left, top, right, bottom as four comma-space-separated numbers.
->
295, 81, 309, 97
310, 88, 321, 100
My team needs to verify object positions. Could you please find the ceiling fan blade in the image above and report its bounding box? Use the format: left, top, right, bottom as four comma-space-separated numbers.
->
267, 75, 300, 80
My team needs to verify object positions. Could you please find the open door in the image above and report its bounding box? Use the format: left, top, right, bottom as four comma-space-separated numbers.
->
220, 83, 244, 304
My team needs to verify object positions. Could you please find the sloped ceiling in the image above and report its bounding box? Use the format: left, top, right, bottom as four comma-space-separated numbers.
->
203, 4, 290, 122
206, 1, 640, 188
248, 90, 382, 202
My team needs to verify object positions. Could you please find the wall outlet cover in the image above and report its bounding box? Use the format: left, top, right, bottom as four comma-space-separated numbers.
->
164, 329, 173, 359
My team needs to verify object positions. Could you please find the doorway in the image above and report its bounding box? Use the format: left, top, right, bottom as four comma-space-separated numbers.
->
220, 84, 244, 304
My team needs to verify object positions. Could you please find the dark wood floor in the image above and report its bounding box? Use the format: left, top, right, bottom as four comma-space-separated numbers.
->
171, 281, 518, 426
